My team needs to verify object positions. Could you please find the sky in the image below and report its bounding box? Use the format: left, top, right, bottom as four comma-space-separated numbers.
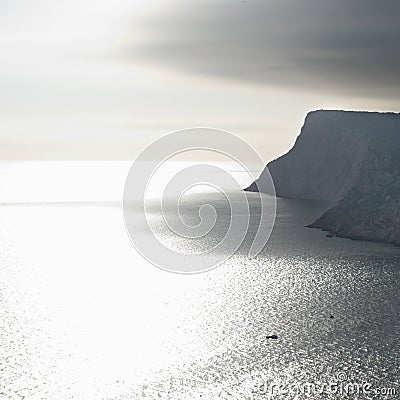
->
0, 0, 399, 161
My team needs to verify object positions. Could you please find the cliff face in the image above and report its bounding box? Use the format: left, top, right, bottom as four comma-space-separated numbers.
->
247, 110, 400, 244
309, 137, 400, 245
247, 110, 374, 201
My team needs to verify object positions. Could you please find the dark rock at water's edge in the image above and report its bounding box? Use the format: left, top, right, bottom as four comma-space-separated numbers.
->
246, 110, 400, 245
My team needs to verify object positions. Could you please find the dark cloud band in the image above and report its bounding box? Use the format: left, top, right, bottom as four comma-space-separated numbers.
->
134, 0, 400, 97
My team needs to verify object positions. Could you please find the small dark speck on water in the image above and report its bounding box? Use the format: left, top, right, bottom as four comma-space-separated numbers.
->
266, 334, 278, 339
330, 315, 334, 319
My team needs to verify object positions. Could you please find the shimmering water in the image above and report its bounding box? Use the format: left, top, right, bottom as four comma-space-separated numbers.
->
0, 162, 399, 399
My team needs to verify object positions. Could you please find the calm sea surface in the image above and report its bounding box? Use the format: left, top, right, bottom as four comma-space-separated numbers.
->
0, 162, 399, 399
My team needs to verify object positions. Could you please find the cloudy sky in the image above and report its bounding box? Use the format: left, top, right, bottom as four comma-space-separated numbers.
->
1, 0, 399, 160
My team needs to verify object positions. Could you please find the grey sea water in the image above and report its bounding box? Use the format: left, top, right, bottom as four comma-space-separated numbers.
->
0, 162, 399, 399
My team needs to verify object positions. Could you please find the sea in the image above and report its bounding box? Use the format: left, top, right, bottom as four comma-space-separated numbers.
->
0, 161, 399, 399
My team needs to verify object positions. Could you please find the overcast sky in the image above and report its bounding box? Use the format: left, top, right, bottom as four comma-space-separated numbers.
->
1, 0, 399, 160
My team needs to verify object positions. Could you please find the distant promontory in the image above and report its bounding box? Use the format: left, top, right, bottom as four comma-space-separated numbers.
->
246, 110, 400, 245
